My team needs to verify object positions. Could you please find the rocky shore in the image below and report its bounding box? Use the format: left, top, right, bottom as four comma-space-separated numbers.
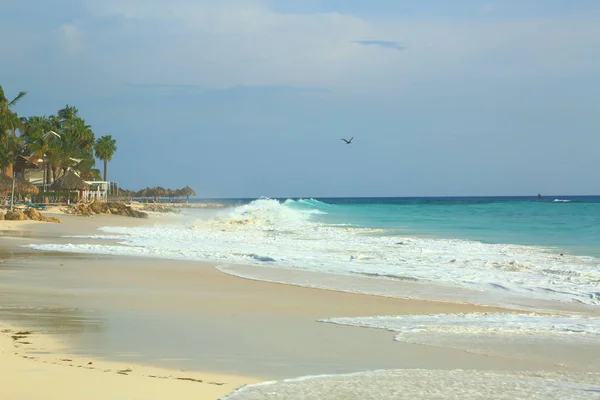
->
138, 204, 181, 213
63, 202, 149, 218
0, 208, 61, 223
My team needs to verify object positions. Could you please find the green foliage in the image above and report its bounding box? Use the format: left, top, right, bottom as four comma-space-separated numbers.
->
3, 85, 116, 186
0, 135, 23, 170
94, 135, 117, 161
94, 135, 117, 181
0, 86, 27, 173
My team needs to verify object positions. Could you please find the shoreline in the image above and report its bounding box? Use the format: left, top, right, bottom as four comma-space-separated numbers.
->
1, 214, 259, 399
0, 322, 259, 399
2, 212, 600, 398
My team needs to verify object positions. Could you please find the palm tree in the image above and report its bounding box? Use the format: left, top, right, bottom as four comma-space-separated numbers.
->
94, 135, 117, 181
0, 86, 26, 120
22, 116, 59, 185
0, 86, 27, 177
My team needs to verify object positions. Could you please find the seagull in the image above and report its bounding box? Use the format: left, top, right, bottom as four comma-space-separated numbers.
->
341, 137, 354, 144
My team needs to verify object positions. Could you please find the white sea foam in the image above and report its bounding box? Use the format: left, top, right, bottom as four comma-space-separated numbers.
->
322, 313, 600, 336
25, 198, 600, 309
320, 313, 600, 368
220, 369, 600, 400
554, 199, 572, 203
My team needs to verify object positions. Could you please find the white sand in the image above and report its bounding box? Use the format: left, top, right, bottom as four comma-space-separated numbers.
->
0, 325, 258, 400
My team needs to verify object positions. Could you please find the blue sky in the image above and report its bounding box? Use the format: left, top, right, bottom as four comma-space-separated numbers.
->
2, 0, 600, 197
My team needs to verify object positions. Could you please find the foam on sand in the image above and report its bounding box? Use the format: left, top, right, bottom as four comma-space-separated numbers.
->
320, 313, 600, 369
220, 369, 600, 400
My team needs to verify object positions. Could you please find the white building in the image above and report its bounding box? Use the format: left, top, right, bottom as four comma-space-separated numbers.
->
83, 181, 115, 202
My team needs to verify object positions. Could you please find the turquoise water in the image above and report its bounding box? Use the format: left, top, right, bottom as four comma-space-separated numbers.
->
280, 196, 600, 257
32, 195, 600, 306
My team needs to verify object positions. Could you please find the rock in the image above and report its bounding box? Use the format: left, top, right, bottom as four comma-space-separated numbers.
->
5, 211, 27, 221
140, 204, 179, 214
130, 210, 148, 219
0, 212, 4, 220
41, 216, 61, 223
64, 202, 149, 219
24, 208, 43, 221
90, 202, 108, 214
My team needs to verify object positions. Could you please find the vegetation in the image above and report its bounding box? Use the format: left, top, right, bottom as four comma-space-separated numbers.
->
134, 186, 196, 201
0, 86, 27, 176
1, 85, 197, 202
94, 135, 117, 181
0, 85, 116, 184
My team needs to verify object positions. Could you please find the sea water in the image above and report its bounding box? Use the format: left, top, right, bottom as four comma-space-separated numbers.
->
26, 196, 600, 397
30, 196, 600, 308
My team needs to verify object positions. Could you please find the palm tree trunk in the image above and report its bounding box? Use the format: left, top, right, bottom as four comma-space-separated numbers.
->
46, 161, 51, 186
103, 160, 107, 181
7, 127, 17, 177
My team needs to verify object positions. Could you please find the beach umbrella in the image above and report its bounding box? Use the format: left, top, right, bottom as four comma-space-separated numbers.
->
153, 186, 167, 198
136, 188, 150, 198
0, 174, 13, 196
14, 178, 39, 195
181, 186, 196, 198
50, 170, 90, 191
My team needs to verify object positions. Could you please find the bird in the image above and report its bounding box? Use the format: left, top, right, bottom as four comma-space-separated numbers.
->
341, 137, 354, 144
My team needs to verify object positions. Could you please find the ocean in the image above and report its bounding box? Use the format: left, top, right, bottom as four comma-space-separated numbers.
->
32, 196, 600, 308
26, 196, 600, 398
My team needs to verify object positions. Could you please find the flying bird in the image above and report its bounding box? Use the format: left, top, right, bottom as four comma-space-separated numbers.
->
341, 137, 354, 144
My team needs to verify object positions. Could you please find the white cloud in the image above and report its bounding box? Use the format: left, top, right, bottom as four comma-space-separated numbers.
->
7, 0, 600, 96
58, 23, 86, 54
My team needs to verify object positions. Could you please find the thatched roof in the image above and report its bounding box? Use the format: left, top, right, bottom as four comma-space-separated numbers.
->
0, 174, 12, 195
15, 178, 39, 195
50, 170, 90, 191
0, 174, 39, 196
136, 188, 150, 197
153, 186, 167, 197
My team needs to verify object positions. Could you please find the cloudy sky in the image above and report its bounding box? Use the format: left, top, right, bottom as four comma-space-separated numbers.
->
3, 0, 600, 197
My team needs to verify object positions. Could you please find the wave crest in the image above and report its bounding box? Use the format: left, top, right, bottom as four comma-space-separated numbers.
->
205, 198, 326, 230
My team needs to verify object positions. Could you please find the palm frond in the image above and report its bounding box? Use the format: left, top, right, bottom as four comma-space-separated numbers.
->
8, 91, 27, 107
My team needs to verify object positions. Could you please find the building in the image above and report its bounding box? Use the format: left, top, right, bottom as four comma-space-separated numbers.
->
83, 181, 111, 202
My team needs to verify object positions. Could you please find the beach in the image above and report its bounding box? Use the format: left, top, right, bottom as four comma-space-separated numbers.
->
2, 202, 600, 399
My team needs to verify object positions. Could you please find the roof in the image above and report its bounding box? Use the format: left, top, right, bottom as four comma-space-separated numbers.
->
50, 170, 91, 191
0, 174, 39, 195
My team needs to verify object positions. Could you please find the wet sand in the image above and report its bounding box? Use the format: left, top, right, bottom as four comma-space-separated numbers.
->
1, 212, 599, 398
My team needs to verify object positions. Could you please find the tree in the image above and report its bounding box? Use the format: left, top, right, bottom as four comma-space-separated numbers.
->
22, 116, 58, 185
94, 135, 117, 181
0, 86, 26, 177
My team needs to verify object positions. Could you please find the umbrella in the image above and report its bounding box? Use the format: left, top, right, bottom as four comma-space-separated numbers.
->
50, 170, 90, 191
0, 174, 39, 197
14, 178, 39, 195
136, 188, 150, 198
153, 186, 167, 198
0, 174, 13, 196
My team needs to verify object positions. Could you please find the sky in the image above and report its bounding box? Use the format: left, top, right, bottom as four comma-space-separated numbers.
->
2, 0, 600, 197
